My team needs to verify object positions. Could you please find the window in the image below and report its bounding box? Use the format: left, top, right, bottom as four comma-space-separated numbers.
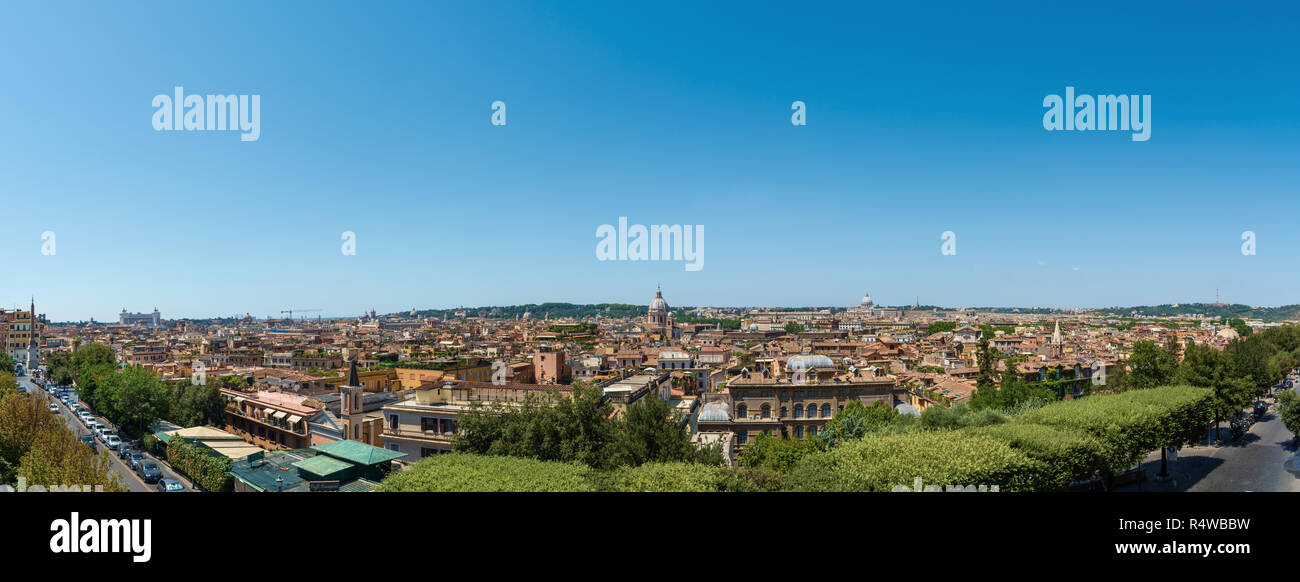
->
794, 426, 803, 439
822, 404, 832, 417
779, 407, 787, 419
420, 447, 437, 458
421, 417, 438, 432
809, 426, 817, 436
387, 414, 399, 430
793, 404, 803, 418
737, 404, 747, 418
807, 404, 818, 419
737, 431, 748, 445
388, 443, 401, 452
760, 404, 771, 418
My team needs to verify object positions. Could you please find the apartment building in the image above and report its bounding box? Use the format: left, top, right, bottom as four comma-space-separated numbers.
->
701, 354, 900, 451
221, 388, 321, 450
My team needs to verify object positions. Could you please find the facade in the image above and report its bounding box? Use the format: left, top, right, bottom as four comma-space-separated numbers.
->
120, 308, 161, 328
221, 388, 321, 450
700, 355, 900, 452
532, 348, 570, 384
379, 385, 464, 460
1, 301, 42, 367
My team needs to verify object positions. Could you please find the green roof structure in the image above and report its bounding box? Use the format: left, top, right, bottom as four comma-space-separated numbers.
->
292, 455, 355, 481
311, 440, 406, 466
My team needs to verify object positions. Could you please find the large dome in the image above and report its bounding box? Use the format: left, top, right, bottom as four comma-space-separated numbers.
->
649, 287, 668, 312
860, 290, 873, 308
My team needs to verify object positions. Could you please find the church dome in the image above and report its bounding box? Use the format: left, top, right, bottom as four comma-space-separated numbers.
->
860, 290, 873, 307
649, 287, 669, 313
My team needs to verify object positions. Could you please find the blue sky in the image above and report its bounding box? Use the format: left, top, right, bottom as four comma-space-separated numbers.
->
1, 1, 1298, 320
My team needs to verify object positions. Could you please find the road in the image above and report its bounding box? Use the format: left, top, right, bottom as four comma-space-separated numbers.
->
17, 370, 190, 492
1119, 397, 1300, 492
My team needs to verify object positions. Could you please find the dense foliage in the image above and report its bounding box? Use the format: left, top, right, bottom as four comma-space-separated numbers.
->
963, 423, 1101, 489
0, 379, 124, 491
165, 438, 232, 492
453, 386, 720, 469
376, 453, 596, 492
782, 431, 1047, 492
736, 433, 826, 473
1018, 385, 1212, 474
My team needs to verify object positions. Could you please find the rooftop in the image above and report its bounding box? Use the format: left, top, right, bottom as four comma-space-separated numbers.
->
311, 439, 406, 466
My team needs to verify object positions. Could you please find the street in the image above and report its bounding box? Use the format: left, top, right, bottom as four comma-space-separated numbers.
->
17, 370, 190, 492
1120, 398, 1300, 492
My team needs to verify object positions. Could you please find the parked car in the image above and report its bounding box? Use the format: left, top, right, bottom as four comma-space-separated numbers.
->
136, 461, 162, 484
127, 451, 146, 472
104, 434, 121, 450
79, 435, 96, 451
48, 403, 59, 413
156, 479, 184, 492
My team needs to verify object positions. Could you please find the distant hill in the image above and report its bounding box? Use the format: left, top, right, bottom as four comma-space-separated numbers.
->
1090, 303, 1300, 321
412, 303, 648, 320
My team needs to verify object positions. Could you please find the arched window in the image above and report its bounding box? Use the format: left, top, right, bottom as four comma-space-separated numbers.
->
737, 404, 747, 418
807, 404, 818, 419
793, 404, 804, 418
760, 404, 771, 418
822, 404, 832, 417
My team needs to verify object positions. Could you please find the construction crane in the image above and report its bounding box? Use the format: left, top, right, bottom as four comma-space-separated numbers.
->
281, 309, 322, 320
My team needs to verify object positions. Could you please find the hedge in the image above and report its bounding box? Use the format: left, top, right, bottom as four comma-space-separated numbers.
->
962, 423, 1101, 490
165, 438, 233, 492
595, 462, 731, 492
1017, 385, 1212, 474
367, 385, 1214, 493
375, 453, 596, 492
782, 430, 1048, 492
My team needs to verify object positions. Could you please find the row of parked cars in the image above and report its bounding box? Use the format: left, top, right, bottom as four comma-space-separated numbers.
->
45, 379, 184, 491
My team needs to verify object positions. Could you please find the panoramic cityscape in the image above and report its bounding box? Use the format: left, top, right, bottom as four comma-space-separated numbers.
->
2, 0, 1296, 567
4, 289, 1300, 494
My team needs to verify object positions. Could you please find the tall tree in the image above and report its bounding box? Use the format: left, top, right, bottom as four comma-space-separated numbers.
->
975, 337, 997, 389
1126, 340, 1177, 391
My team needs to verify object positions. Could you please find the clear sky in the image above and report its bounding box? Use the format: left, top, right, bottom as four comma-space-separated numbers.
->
2, 1, 1298, 320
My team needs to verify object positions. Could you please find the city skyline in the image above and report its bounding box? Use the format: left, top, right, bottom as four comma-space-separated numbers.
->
7, 288, 1284, 323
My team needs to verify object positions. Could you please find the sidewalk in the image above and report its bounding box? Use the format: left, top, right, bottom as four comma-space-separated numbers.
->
1116, 403, 1300, 492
